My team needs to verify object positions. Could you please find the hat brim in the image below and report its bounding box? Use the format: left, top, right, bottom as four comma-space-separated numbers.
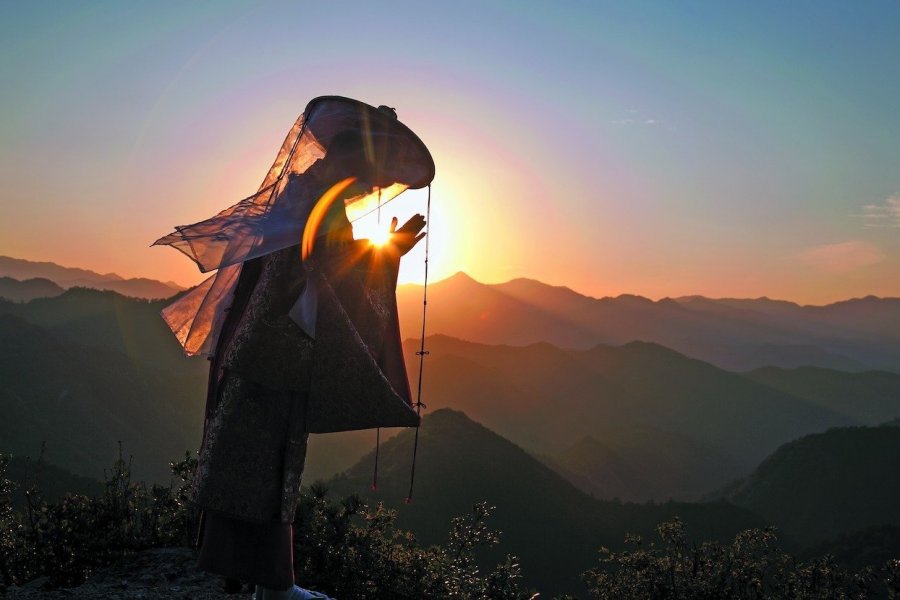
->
303, 96, 435, 190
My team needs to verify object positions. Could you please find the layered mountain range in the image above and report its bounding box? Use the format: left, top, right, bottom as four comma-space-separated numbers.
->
397, 272, 900, 373
3, 262, 899, 496
399, 334, 900, 500
328, 408, 766, 596
0, 256, 183, 300
2, 258, 899, 594
329, 410, 900, 595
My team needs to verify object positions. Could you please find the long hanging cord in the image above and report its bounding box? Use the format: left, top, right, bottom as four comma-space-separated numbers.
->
405, 184, 432, 504
372, 187, 383, 492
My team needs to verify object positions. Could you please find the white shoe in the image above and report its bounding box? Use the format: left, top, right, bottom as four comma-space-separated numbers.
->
290, 586, 334, 599
255, 584, 335, 600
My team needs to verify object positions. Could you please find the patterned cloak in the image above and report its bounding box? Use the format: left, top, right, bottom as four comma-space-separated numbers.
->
191, 239, 418, 523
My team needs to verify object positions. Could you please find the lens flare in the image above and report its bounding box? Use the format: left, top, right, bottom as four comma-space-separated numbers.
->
301, 177, 357, 259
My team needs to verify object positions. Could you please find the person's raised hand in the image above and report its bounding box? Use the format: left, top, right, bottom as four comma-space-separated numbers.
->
389, 214, 426, 256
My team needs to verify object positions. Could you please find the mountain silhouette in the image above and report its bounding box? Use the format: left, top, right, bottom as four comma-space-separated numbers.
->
545, 427, 741, 502
0, 256, 182, 299
0, 277, 65, 302
404, 335, 852, 489
1, 285, 880, 504
746, 366, 900, 424
397, 273, 900, 372
0, 287, 201, 373
724, 425, 900, 545
0, 314, 204, 483
328, 408, 766, 597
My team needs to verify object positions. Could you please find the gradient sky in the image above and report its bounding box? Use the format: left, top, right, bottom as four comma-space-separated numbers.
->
2, 1, 899, 304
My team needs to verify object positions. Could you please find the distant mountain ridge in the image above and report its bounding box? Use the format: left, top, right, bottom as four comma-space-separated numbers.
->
0, 256, 183, 300
6, 256, 895, 367
0, 276, 65, 302
397, 272, 900, 372
0, 287, 199, 372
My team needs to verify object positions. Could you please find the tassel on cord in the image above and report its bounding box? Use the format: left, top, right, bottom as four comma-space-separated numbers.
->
405, 184, 432, 504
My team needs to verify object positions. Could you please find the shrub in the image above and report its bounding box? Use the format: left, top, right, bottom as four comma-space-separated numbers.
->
0, 447, 198, 587
581, 518, 900, 599
291, 485, 534, 599
2, 451, 899, 599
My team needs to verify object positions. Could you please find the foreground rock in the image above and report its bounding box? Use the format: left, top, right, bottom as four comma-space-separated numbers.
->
5, 547, 250, 599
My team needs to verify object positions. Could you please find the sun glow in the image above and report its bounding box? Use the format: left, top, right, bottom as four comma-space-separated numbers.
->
346, 184, 459, 285
368, 226, 392, 247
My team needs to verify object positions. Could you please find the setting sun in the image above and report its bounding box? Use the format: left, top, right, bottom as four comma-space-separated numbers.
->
367, 226, 392, 247
350, 208, 395, 247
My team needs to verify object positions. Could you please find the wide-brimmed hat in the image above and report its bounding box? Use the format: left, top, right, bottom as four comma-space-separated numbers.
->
153, 96, 435, 356
304, 96, 435, 190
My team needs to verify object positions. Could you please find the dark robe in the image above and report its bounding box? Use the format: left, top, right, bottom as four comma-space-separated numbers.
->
193, 238, 418, 588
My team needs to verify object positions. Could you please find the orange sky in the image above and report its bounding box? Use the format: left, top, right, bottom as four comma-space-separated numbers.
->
2, 3, 899, 305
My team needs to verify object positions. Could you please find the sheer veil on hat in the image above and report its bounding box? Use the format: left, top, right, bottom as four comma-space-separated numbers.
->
154, 96, 435, 356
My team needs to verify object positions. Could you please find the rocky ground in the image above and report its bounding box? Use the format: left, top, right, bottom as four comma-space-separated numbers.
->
3, 547, 253, 599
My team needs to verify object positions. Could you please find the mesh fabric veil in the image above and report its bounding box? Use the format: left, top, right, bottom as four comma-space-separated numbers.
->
154, 96, 435, 356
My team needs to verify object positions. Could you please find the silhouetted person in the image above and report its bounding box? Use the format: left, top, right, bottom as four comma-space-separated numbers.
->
154, 99, 434, 599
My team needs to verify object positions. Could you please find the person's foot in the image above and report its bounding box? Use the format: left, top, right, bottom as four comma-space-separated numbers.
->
222, 577, 242, 594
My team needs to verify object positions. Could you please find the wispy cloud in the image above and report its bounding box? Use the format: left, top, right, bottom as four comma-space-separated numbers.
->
861, 195, 900, 228
796, 240, 885, 273
611, 109, 668, 128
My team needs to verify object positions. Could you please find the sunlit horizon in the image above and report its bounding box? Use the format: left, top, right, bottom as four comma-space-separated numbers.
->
2, 2, 899, 306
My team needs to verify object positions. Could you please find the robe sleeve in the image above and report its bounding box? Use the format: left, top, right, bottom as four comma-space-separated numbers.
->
304, 240, 418, 433
215, 239, 417, 432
